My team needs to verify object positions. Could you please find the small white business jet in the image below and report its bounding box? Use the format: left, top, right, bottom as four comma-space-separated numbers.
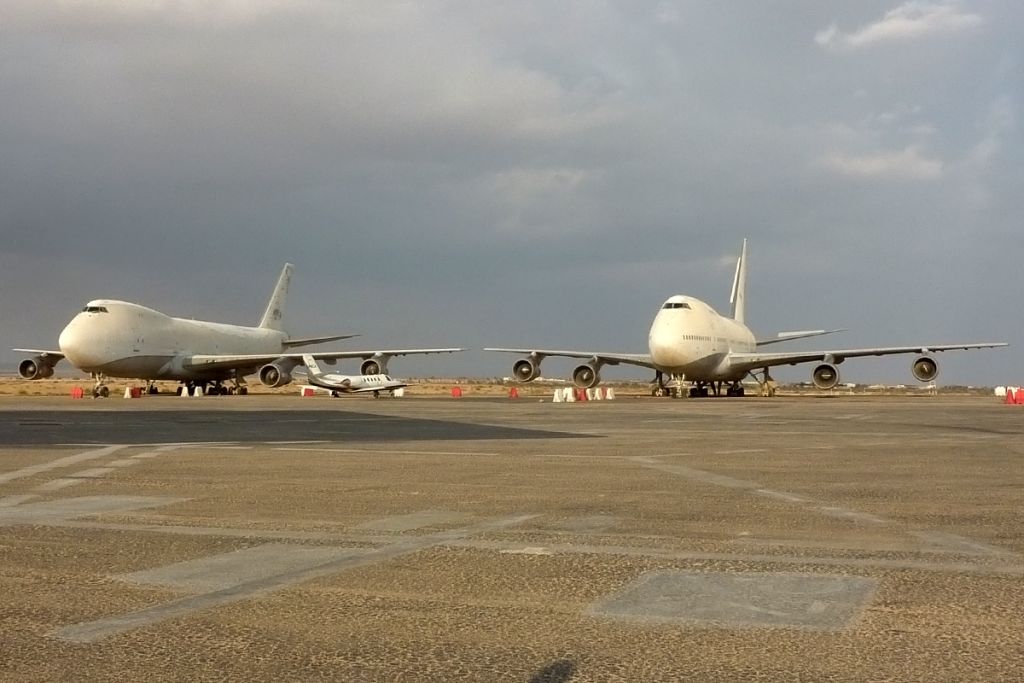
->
300, 354, 407, 398
487, 241, 1007, 397
15, 264, 464, 397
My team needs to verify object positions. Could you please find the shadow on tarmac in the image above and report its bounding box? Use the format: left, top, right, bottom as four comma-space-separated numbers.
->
0, 410, 589, 446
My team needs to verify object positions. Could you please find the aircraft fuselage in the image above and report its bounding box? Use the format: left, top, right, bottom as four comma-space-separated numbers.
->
647, 295, 756, 381
58, 300, 288, 381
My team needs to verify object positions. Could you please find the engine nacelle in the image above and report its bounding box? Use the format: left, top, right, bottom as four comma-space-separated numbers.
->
259, 363, 293, 388
19, 357, 55, 380
912, 356, 939, 383
811, 363, 840, 390
572, 363, 601, 389
361, 358, 388, 376
511, 358, 541, 382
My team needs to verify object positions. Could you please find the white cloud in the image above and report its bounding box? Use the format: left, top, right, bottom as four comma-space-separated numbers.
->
816, 146, 944, 180
815, 1, 983, 49
654, 2, 681, 25
487, 167, 589, 202
968, 98, 1015, 166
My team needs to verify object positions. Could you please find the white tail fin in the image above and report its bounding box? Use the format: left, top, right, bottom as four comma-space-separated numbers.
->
259, 264, 293, 330
302, 354, 323, 376
729, 239, 747, 324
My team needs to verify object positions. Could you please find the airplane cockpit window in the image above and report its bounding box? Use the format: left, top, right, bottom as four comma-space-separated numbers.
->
82, 306, 109, 313
661, 302, 691, 310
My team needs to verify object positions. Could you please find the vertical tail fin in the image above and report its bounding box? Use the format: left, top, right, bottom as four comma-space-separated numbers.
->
301, 354, 323, 376
729, 239, 747, 324
259, 264, 293, 330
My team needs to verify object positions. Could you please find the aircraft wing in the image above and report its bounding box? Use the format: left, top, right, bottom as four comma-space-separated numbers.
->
727, 342, 1008, 374
283, 334, 360, 349
13, 349, 65, 360
484, 348, 656, 370
183, 348, 466, 373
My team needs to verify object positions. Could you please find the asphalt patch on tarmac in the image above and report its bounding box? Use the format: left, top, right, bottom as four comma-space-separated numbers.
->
589, 570, 877, 631
0, 410, 586, 446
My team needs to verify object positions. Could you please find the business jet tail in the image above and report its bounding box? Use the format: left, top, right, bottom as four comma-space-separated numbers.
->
301, 354, 325, 377
729, 239, 747, 324
259, 264, 293, 331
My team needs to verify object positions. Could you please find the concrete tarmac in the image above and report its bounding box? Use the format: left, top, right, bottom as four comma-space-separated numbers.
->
1, 394, 1022, 682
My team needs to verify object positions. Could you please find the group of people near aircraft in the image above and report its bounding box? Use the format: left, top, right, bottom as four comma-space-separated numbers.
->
14, 243, 1007, 399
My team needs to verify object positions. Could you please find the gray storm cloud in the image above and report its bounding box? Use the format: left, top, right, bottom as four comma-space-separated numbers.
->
1, 1, 1020, 384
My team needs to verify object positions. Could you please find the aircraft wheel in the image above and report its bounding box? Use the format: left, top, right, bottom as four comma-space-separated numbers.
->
239, 387, 248, 395
98, 386, 109, 398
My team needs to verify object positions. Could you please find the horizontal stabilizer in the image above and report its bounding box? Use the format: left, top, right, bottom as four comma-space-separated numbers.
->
284, 334, 359, 349
755, 329, 846, 347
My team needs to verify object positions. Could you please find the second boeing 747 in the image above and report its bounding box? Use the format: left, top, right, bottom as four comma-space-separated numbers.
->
487, 240, 1007, 397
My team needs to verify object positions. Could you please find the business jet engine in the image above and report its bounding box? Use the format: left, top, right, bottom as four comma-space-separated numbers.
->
811, 363, 840, 390
511, 358, 541, 382
258, 362, 293, 388
18, 356, 55, 380
572, 363, 601, 389
911, 356, 939, 383
361, 359, 387, 376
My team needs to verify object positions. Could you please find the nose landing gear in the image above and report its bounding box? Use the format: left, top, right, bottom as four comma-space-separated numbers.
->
90, 373, 110, 398
651, 372, 689, 398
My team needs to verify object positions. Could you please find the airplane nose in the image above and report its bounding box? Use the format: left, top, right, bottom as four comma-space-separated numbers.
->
58, 322, 82, 361
58, 318, 99, 367
648, 317, 688, 368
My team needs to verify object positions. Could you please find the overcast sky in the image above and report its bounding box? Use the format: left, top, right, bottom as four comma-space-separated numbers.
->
1, 1, 1020, 385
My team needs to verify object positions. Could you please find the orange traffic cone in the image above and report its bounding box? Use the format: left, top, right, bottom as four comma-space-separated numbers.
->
451, 386, 463, 398
1007, 389, 1017, 405
509, 387, 519, 398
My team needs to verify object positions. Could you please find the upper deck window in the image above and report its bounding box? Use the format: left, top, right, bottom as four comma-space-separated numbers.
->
82, 306, 109, 313
661, 302, 691, 310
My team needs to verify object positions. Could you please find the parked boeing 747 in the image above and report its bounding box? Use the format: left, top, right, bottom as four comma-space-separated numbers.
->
15, 264, 464, 397
487, 241, 1007, 397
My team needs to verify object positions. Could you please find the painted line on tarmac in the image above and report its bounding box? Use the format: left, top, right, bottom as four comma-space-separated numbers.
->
630, 455, 1015, 555
0, 445, 125, 486
68, 467, 117, 479
632, 456, 895, 526
33, 479, 86, 492
273, 447, 500, 456
266, 440, 331, 445
25, 445, 192, 494
912, 531, 1013, 557
716, 449, 769, 455
446, 539, 1024, 577
0, 494, 37, 507
50, 513, 537, 643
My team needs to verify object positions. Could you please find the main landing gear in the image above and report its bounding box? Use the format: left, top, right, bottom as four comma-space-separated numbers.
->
649, 373, 749, 398
175, 379, 249, 396
754, 369, 778, 397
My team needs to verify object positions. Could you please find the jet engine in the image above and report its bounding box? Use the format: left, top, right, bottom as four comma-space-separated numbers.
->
911, 356, 939, 383
572, 363, 601, 389
361, 358, 387, 376
258, 362, 293, 388
511, 358, 541, 382
811, 363, 840, 390
19, 356, 55, 380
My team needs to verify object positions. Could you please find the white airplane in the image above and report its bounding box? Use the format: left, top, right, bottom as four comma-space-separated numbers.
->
301, 354, 407, 397
15, 264, 465, 397
487, 240, 1007, 397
